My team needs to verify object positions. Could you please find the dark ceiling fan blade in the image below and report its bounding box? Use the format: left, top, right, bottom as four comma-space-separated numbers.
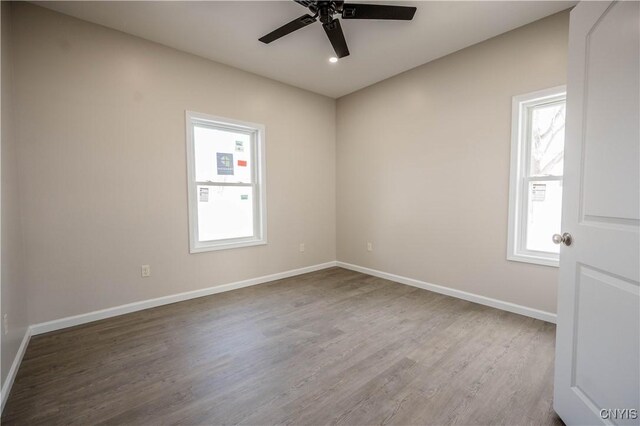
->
342, 3, 416, 20
294, 0, 315, 7
259, 14, 317, 44
322, 19, 350, 58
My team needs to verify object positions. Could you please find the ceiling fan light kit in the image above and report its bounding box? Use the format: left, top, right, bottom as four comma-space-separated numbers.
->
259, 0, 417, 59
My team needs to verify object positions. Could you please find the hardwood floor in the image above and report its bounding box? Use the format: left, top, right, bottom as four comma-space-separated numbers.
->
2, 267, 563, 425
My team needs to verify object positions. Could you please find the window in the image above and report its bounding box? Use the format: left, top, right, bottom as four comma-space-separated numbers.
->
186, 111, 266, 253
507, 86, 566, 267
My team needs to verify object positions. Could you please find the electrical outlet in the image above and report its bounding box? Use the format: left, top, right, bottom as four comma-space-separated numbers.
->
141, 265, 151, 278
3, 314, 8, 335
367, 242, 373, 252
299, 243, 305, 253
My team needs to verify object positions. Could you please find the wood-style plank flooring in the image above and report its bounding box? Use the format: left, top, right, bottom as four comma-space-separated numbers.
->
2, 267, 563, 425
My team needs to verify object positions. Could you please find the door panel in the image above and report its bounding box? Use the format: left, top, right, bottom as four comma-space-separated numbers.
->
573, 266, 639, 415
554, 1, 640, 425
581, 1, 640, 222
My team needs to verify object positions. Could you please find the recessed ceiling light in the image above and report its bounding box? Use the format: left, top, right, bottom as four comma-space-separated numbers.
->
329, 57, 338, 63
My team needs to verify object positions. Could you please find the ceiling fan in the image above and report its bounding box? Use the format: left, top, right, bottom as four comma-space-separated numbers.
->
259, 1, 417, 59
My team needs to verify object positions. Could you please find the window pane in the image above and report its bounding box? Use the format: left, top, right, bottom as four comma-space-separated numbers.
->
197, 185, 254, 241
529, 101, 565, 177
194, 125, 252, 184
525, 180, 562, 253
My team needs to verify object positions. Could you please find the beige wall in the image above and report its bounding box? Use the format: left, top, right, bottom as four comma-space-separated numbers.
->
11, 2, 336, 325
336, 11, 569, 314
1, 1, 29, 385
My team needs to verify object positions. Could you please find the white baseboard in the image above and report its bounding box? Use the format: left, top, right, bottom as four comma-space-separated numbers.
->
1, 328, 31, 413
30, 261, 338, 336
336, 261, 556, 323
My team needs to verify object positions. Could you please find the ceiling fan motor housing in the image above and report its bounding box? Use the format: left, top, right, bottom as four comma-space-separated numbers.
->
316, 1, 341, 23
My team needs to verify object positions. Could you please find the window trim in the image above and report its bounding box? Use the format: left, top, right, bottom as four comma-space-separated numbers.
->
185, 111, 267, 253
507, 86, 566, 268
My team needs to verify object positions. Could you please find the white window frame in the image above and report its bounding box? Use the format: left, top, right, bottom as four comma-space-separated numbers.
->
507, 86, 566, 267
185, 111, 267, 253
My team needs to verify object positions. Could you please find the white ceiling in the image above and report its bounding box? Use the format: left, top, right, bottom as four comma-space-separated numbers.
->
34, 1, 575, 98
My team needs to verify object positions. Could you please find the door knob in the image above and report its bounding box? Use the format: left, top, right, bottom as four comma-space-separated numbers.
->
552, 232, 572, 246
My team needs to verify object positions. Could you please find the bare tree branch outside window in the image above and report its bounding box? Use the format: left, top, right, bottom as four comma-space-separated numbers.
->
531, 104, 566, 176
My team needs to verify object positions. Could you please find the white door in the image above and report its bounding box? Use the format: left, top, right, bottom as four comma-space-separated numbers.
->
554, 1, 640, 425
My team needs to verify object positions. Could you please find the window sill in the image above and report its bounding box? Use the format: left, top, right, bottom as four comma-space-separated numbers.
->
190, 239, 267, 254
507, 253, 559, 268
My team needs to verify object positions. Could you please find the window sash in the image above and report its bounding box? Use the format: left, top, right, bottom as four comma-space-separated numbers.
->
195, 181, 254, 187
192, 122, 257, 185
517, 175, 563, 258
194, 182, 260, 245
523, 98, 566, 180
522, 175, 563, 183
